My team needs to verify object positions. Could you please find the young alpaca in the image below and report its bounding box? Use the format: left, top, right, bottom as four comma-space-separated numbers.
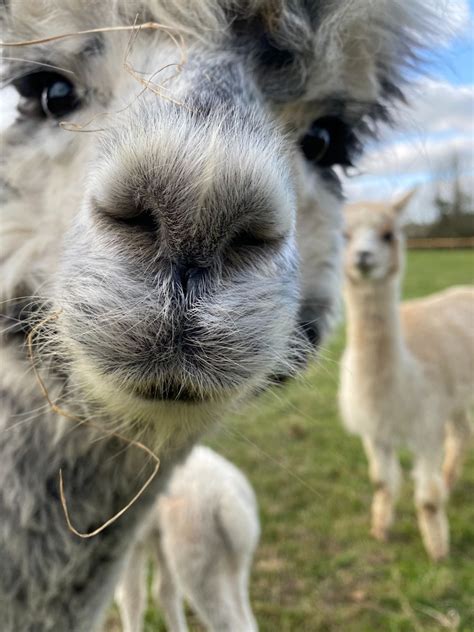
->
1, 1, 437, 629
115, 446, 260, 632
339, 193, 473, 560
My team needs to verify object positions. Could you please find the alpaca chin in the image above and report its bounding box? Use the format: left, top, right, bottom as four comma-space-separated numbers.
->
71, 357, 236, 448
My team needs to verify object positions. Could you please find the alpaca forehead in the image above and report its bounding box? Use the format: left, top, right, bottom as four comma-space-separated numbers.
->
345, 205, 396, 233
1, 0, 423, 37
2, 0, 429, 114
348, 227, 382, 252
3, 0, 314, 34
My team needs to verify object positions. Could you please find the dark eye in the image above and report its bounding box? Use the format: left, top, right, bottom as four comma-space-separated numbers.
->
382, 231, 394, 243
13, 71, 79, 119
300, 116, 361, 168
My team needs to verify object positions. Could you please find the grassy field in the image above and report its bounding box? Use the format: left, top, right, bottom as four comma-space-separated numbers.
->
143, 250, 474, 632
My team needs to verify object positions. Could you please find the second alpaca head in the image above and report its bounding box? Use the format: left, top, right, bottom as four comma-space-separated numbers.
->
343, 191, 417, 285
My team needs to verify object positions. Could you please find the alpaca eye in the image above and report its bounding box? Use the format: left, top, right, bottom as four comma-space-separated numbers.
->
300, 127, 330, 163
13, 71, 79, 119
382, 231, 394, 243
300, 116, 360, 168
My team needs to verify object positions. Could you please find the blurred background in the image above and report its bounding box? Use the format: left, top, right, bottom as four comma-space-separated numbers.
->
342, 0, 474, 240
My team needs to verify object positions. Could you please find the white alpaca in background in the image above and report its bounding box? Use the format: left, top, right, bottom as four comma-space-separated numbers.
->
115, 446, 260, 632
339, 192, 473, 560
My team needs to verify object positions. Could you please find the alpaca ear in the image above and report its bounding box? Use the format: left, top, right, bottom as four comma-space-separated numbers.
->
392, 188, 417, 215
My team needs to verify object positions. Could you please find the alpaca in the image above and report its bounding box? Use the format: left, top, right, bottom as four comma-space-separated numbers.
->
1, 1, 437, 629
115, 445, 260, 632
339, 193, 474, 560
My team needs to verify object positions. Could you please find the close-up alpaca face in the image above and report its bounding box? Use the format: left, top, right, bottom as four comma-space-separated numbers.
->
1, 1, 427, 427
57, 95, 299, 410
342, 198, 409, 283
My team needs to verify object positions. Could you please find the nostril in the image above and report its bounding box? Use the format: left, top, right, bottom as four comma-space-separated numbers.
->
115, 210, 158, 232
230, 230, 269, 249
92, 198, 158, 233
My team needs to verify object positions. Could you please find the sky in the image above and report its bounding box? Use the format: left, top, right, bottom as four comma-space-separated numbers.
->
344, 0, 474, 223
1, 1, 473, 224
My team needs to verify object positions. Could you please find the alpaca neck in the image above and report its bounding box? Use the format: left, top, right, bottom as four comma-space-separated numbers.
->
0, 344, 199, 632
344, 276, 406, 372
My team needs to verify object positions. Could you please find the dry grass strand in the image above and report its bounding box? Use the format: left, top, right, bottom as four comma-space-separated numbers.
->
0, 22, 182, 48
26, 310, 161, 539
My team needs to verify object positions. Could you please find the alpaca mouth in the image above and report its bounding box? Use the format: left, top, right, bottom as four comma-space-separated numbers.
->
356, 261, 374, 276
131, 381, 210, 403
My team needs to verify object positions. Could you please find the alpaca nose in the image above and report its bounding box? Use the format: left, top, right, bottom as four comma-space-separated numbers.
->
356, 251, 374, 271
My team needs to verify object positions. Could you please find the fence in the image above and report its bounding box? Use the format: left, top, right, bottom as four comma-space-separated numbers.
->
406, 237, 474, 250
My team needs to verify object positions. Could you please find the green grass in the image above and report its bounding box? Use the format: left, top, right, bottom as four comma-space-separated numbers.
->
146, 250, 474, 632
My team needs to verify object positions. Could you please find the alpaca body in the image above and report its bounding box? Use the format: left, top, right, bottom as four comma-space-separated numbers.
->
341, 285, 474, 452
115, 446, 260, 632
1, 1, 437, 628
339, 196, 473, 559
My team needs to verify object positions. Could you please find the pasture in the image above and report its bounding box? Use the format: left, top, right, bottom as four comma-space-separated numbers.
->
140, 250, 474, 631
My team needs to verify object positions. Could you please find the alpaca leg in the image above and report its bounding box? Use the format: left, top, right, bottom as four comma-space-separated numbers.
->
115, 543, 148, 632
443, 410, 472, 491
178, 560, 257, 632
413, 454, 449, 561
165, 513, 258, 632
150, 533, 189, 632
232, 567, 259, 632
362, 437, 401, 541
234, 567, 259, 632
170, 515, 259, 632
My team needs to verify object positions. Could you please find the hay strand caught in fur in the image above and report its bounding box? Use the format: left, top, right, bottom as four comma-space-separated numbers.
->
1, 58, 76, 80
26, 310, 64, 414
0, 22, 182, 47
59, 453, 160, 539
119, 16, 189, 110
27, 310, 161, 539
6, 16, 192, 132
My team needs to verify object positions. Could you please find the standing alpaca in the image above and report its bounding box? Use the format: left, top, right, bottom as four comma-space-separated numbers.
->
1, 1, 437, 629
115, 446, 260, 632
339, 193, 473, 560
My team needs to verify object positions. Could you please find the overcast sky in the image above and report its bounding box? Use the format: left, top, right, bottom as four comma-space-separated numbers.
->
344, 0, 474, 223
1, 1, 472, 223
